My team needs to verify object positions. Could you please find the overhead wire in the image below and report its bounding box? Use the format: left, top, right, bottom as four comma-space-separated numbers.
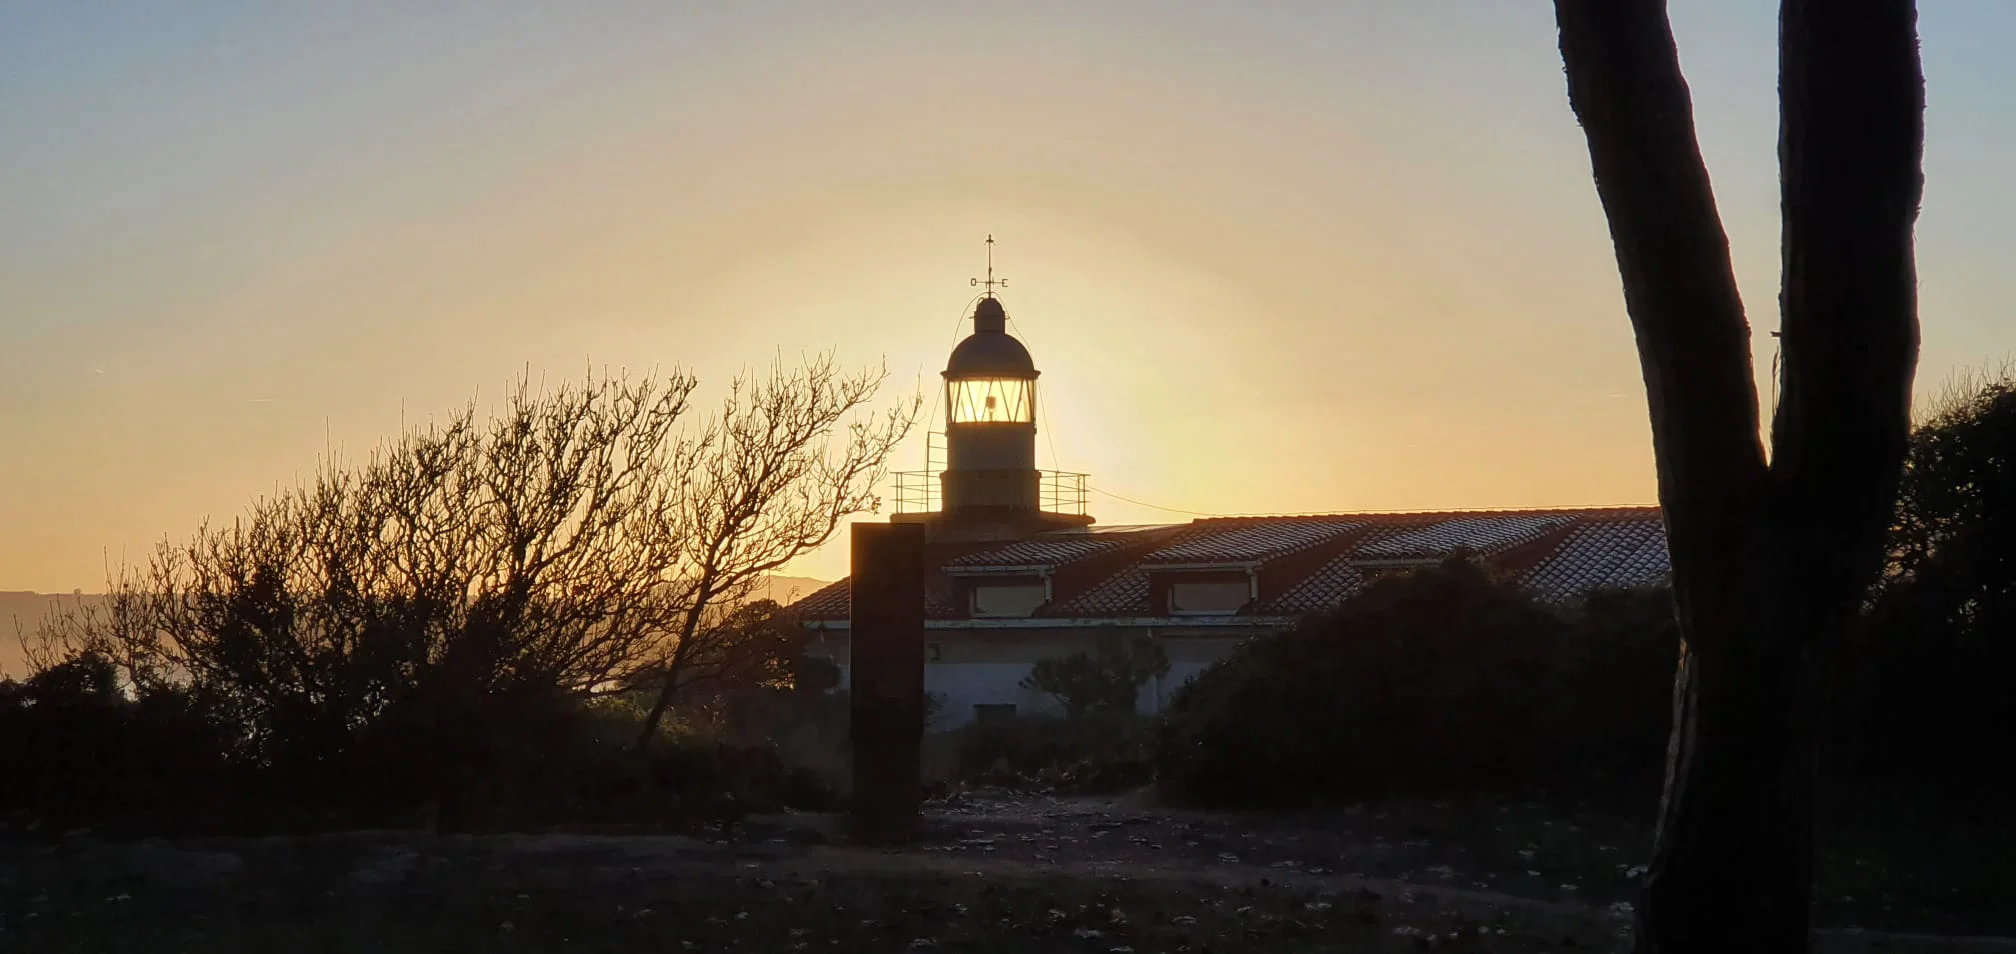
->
981, 299, 1651, 522
1086, 485, 1225, 517
1008, 308, 1339, 519
1082, 489, 1657, 521
1004, 312, 1067, 473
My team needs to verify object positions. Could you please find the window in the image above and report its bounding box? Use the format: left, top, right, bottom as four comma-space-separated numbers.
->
971, 582, 1047, 618
973, 703, 1017, 724
926, 642, 943, 661
947, 377, 1035, 424
1169, 579, 1250, 615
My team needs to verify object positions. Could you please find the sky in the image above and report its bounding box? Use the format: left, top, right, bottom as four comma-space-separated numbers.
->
3, 1, 2013, 592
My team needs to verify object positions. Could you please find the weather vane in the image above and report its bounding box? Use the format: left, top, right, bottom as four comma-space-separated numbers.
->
970, 234, 1007, 298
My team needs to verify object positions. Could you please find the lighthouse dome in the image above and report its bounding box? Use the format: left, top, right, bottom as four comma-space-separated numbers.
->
944, 298, 1038, 379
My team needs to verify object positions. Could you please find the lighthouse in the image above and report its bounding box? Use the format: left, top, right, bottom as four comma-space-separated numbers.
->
891, 238, 1093, 542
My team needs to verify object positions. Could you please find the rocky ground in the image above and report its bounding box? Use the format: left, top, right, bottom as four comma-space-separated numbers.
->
0, 790, 2008, 953
922, 789, 2011, 936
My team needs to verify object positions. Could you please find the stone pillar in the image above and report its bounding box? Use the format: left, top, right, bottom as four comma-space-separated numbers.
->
848, 522, 927, 841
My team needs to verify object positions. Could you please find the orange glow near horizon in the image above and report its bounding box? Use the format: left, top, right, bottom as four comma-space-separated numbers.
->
4, 4, 2014, 595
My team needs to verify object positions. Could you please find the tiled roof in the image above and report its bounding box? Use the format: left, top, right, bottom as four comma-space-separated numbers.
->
1050, 565, 1152, 616
1254, 511, 1593, 614
944, 525, 1179, 568
789, 574, 964, 621
788, 507, 1669, 623
790, 578, 853, 620
1516, 514, 1670, 601
1261, 559, 1368, 615
1352, 513, 1578, 559
1143, 519, 1367, 565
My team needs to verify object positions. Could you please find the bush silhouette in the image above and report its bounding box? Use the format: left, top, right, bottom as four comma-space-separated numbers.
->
1021, 633, 1170, 720
0, 655, 237, 834
953, 712, 1154, 795
4, 366, 890, 836
1153, 557, 1674, 807
1841, 370, 2016, 783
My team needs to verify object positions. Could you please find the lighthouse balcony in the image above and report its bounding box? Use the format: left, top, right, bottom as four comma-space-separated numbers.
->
893, 469, 1089, 516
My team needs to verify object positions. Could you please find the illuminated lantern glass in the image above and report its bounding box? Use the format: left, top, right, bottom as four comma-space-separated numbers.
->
947, 377, 1034, 424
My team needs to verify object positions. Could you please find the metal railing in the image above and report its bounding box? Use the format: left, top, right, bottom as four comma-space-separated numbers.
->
893, 432, 950, 514
1040, 470, 1091, 515
893, 470, 940, 515
890, 469, 1091, 516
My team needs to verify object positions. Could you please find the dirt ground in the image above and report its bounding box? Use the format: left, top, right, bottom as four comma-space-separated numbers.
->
0, 791, 2008, 953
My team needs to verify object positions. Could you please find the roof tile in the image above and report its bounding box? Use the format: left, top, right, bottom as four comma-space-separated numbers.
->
1049, 565, 1152, 616
944, 525, 1179, 569
1352, 513, 1578, 559
1144, 519, 1366, 565
1516, 517, 1671, 601
788, 507, 1670, 622
1262, 559, 1369, 615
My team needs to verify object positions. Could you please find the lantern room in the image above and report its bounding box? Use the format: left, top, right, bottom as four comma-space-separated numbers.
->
889, 239, 1092, 541
947, 376, 1034, 424
944, 297, 1038, 422
940, 296, 1041, 508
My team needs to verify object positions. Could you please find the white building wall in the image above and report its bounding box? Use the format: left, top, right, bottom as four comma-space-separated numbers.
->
806, 629, 1255, 729
809, 660, 1053, 729
926, 662, 1060, 726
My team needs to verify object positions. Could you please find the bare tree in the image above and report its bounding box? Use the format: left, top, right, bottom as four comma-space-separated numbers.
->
633, 353, 918, 750
33, 355, 913, 767
1553, 2, 1923, 951
36, 370, 707, 755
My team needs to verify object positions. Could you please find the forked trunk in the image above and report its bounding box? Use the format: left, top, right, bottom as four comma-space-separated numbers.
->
1639, 569, 1828, 949
1553, 2, 1921, 951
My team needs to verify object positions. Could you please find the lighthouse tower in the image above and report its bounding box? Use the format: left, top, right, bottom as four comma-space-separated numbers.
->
891, 238, 1092, 542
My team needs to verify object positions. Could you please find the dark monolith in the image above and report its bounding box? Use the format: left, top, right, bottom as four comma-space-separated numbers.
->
848, 522, 926, 842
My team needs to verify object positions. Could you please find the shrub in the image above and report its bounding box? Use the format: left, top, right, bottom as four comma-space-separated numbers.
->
1557, 584, 1682, 781
5, 361, 905, 836
1153, 557, 1674, 807
0, 655, 238, 835
1839, 369, 2016, 783
0, 655, 838, 836
1021, 633, 1170, 719
952, 713, 1154, 795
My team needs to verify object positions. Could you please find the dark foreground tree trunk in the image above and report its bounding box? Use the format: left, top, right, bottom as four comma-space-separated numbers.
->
1553, 2, 1922, 952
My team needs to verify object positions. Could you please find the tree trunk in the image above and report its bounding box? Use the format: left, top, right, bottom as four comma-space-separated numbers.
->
632, 654, 687, 753
1554, 2, 1922, 951
634, 578, 718, 754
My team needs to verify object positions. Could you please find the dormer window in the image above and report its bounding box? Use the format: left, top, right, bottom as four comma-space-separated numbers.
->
949, 564, 1054, 619
970, 577, 1048, 618
1169, 579, 1250, 615
1152, 567, 1255, 616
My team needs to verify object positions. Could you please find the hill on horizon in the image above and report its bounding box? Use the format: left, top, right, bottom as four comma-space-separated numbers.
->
0, 574, 833, 680
753, 575, 830, 607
